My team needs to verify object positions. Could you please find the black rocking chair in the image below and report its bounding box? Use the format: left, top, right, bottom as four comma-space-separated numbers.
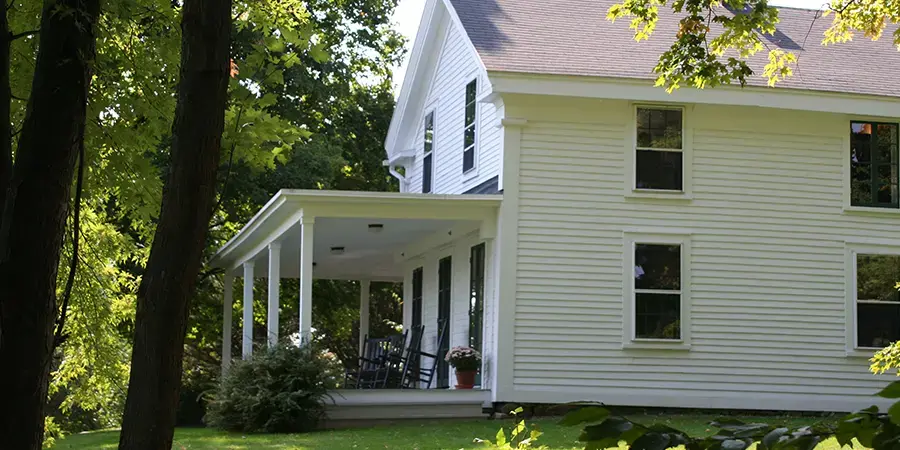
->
345, 331, 407, 389
399, 319, 448, 389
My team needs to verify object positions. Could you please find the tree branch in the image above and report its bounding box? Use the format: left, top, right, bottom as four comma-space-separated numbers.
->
54, 137, 86, 349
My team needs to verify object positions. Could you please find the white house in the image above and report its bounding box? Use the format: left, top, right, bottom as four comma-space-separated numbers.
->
211, 0, 900, 417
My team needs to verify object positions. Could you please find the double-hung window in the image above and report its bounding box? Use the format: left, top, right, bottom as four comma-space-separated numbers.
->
850, 122, 899, 208
624, 232, 691, 348
422, 111, 435, 193
462, 79, 477, 173
635, 107, 684, 191
853, 252, 900, 349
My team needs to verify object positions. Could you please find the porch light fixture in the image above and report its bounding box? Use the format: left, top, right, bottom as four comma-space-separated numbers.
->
330, 246, 345, 255
368, 223, 384, 233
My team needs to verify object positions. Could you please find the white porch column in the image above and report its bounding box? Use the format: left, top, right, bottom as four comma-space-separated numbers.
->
242, 261, 255, 359
298, 218, 315, 342
222, 272, 233, 374
267, 242, 282, 348
358, 279, 370, 356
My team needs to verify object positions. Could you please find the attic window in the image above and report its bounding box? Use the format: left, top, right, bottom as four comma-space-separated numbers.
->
635, 107, 684, 191
462, 79, 477, 174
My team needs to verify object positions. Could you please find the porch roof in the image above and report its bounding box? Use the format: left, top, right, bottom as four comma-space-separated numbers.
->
210, 190, 502, 281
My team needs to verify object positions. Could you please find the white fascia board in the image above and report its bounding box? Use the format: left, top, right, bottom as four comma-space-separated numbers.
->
487, 71, 900, 118
384, 0, 440, 157
209, 192, 290, 268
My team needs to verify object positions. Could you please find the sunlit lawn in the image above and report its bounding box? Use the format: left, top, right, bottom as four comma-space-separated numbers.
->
55, 414, 852, 450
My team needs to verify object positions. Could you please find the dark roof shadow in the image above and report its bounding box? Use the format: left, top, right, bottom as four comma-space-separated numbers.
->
725, 4, 804, 50
448, 0, 511, 53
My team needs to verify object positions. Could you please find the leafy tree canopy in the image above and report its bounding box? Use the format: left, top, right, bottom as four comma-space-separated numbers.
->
1, 0, 404, 435
607, 0, 900, 91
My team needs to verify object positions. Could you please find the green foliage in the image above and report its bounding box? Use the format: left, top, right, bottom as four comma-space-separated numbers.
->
205, 343, 340, 433
477, 408, 546, 449
607, 0, 900, 91
561, 381, 900, 450
872, 342, 900, 376
9, 0, 405, 437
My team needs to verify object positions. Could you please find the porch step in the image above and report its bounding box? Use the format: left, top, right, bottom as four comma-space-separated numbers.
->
323, 389, 491, 428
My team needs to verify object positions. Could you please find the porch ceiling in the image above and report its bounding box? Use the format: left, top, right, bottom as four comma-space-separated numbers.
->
210, 190, 502, 281
250, 216, 465, 281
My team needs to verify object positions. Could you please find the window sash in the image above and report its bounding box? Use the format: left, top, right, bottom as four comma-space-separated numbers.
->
850, 121, 899, 208
632, 242, 683, 341
463, 79, 477, 173
635, 106, 684, 190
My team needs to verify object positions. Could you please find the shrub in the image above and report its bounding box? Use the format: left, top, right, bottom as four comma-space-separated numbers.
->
205, 343, 338, 433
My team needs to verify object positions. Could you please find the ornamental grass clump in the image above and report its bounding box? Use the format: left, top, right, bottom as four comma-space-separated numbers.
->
445, 346, 482, 371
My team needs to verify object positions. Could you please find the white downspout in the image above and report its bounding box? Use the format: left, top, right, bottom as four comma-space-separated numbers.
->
383, 159, 408, 192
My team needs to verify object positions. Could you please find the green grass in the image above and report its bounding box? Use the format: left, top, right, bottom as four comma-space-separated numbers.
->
54, 414, 851, 450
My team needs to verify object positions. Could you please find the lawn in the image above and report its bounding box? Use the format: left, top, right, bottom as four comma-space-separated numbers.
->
55, 414, 850, 450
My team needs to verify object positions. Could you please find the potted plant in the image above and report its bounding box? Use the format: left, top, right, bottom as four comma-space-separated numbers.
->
445, 346, 481, 389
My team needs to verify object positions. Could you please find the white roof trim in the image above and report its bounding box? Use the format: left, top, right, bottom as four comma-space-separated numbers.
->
488, 71, 900, 118
384, 0, 440, 158
440, 0, 487, 74
384, 0, 491, 159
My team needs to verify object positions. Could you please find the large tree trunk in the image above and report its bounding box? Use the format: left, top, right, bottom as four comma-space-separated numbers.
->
0, 0, 100, 448
0, 5, 10, 230
118, 0, 231, 447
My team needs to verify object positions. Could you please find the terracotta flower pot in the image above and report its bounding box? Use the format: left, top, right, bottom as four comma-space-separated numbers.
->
455, 370, 477, 389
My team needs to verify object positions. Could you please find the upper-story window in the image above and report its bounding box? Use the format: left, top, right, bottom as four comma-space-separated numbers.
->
635, 107, 683, 191
851, 121, 899, 208
462, 79, 477, 174
422, 111, 435, 193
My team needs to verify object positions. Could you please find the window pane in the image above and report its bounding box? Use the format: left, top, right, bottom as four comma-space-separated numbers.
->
424, 112, 434, 155
635, 293, 681, 339
857, 254, 900, 302
464, 125, 475, 149
422, 153, 433, 193
637, 108, 682, 149
876, 164, 899, 205
465, 101, 476, 126
858, 303, 900, 348
466, 79, 477, 103
635, 244, 681, 290
636, 149, 683, 190
463, 148, 475, 172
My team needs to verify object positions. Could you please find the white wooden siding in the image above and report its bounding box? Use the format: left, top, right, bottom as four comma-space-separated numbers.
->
504, 97, 898, 412
402, 228, 495, 388
405, 20, 500, 195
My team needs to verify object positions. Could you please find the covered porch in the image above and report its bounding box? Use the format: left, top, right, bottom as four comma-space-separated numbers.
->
210, 190, 501, 404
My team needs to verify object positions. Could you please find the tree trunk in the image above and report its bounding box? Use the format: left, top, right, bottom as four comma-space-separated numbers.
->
117, 0, 231, 448
0, 5, 10, 232
0, 0, 100, 448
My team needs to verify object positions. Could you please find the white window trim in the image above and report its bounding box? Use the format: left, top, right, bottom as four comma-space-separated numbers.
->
624, 104, 693, 201
842, 119, 900, 216
844, 241, 900, 357
622, 230, 692, 350
462, 75, 480, 181
422, 108, 436, 194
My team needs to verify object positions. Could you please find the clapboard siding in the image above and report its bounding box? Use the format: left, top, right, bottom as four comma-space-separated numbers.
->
506, 98, 897, 412
405, 20, 501, 195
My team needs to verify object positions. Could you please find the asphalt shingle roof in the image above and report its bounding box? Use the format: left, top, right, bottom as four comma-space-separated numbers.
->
449, 0, 900, 98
